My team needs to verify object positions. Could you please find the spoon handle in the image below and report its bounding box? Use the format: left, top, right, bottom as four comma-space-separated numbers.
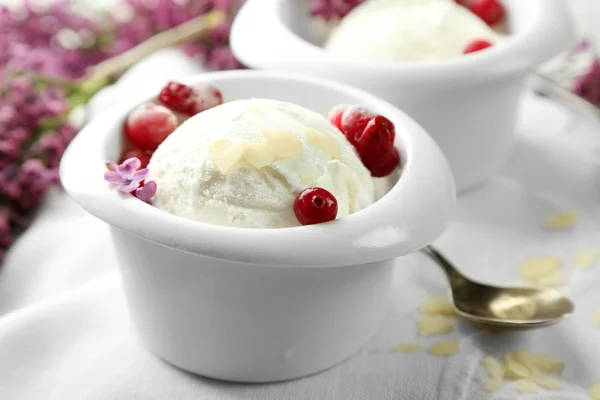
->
421, 246, 466, 287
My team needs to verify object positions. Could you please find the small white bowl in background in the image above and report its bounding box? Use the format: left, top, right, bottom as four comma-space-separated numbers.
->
230, 0, 575, 191
60, 70, 455, 382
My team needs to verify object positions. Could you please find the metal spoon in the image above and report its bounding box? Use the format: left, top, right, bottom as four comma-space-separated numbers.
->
421, 246, 575, 329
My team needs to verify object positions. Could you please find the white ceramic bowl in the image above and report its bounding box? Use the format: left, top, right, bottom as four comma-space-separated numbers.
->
230, 0, 575, 191
60, 70, 455, 383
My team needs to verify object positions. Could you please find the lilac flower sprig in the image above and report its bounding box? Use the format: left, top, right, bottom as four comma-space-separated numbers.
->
105, 158, 157, 203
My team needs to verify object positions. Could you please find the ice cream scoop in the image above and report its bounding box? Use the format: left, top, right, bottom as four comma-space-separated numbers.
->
148, 98, 375, 228
324, 0, 501, 62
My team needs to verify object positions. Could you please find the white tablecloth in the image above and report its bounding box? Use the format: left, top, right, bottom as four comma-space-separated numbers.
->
2, 4, 600, 399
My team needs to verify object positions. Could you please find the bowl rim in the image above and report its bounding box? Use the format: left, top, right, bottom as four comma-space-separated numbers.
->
230, 0, 574, 87
60, 70, 455, 268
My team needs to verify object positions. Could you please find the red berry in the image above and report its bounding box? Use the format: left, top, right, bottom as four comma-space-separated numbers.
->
124, 103, 178, 151
328, 105, 375, 145
120, 148, 152, 168
158, 81, 223, 116
354, 115, 395, 158
294, 188, 338, 226
464, 39, 493, 54
469, 0, 505, 26
362, 147, 400, 178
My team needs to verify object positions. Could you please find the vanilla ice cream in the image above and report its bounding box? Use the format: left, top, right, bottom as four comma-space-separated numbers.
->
324, 0, 501, 62
148, 99, 375, 228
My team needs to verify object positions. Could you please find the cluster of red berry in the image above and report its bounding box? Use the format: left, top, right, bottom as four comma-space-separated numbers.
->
294, 105, 401, 226
459, 0, 506, 54
121, 82, 224, 167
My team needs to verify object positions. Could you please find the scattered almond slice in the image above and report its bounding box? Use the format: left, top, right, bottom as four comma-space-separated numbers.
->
261, 130, 303, 159
484, 377, 504, 393
536, 271, 567, 288
576, 249, 599, 269
519, 258, 560, 282
504, 355, 531, 380
243, 141, 275, 169
421, 299, 455, 317
514, 380, 539, 393
430, 340, 459, 357
484, 356, 503, 379
305, 128, 340, 158
209, 139, 246, 175
514, 349, 537, 369
393, 343, 421, 353
590, 382, 600, 400
544, 211, 577, 229
529, 353, 565, 373
418, 316, 454, 336
528, 371, 561, 390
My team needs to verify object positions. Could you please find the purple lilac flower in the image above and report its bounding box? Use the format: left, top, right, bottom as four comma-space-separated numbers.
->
573, 58, 600, 106
104, 157, 149, 193
135, 180, 157, 203
310, 0, 364, 21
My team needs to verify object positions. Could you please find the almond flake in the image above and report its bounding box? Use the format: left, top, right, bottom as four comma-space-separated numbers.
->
484, 356, 503, 379
393, 343, 421, 353
484, 377, 504, 393
261, 130, 302, 159
518, 258, 560, 282
421, 299, 455, 317
243, 141, 275, 169
528, 371, 561, 390
504, 357, 531, 380
590, 383, 600, 400
430, 340, 459, 357
576, 249, 599, 269
209, 139, 246, 175
530, 353, 565, 373
536, 271, 567, 288
305, 128, 340, 158
514, 349, 537, 369
514, 380, 539, 393
544, 211, 577, 229
418, 316, 454, 336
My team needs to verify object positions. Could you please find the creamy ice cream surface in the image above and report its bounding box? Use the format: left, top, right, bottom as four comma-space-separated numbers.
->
324, 0, 502, 62
148, 99, 375, 228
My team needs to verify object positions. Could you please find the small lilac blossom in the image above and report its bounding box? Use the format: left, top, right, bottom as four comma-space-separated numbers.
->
104, 157, 149, 193
135, 181, 157, 203
310, 0, 364, 21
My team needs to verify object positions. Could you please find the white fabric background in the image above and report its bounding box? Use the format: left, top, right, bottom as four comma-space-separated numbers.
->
1, 2, 600, 399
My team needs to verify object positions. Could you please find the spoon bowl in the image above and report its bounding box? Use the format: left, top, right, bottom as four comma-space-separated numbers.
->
422, 246, 575, 329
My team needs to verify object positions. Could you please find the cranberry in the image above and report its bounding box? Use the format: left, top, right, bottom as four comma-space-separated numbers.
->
464, 39, 493, 54
158, 81, 223, 116
362, 147, 400, 178
469, 0, 505, 26
328, 105, 376, 145
120, 148, 152, 168
355, 115, 395, 157
294, 188, 338, 226
124, 103, 178, 151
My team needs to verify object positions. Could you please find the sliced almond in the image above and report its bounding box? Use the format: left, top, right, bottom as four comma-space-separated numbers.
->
305, 127, 340, 158
484, 356, 503, 379
421, 299, 455, 317
528, 371, 561, 390
529, 353, 565, 373
514, 349, 537, 369
519, 258, 560, 282
544, 211, 577, 229
418, 316, 454, 336
536, 271, 567, 288
261, 130, 303, 159
209, 139, 246, 175
430, 340, 459, 357
590, 383, 600, 400
504, 358, 531, 380
393, 343, 421, 353
576, 249, 599, 269
514, 380, 539, 393
243, 141, 275, 169
484, 377, 504, 393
